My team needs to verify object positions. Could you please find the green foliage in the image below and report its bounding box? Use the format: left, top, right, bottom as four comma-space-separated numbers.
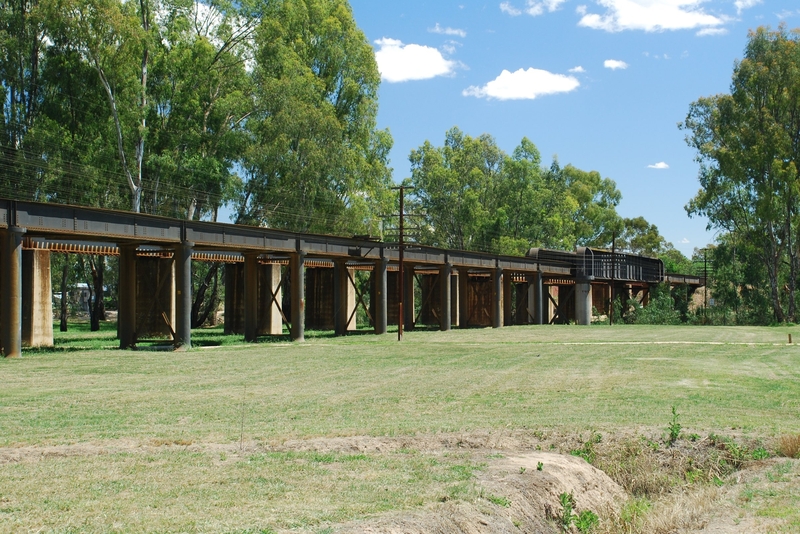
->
237, 0, 392, 235
409, 129, 630, 254
571, 432, 602, 464
486, 493, 511, 507
667, 406, 681, 446
574, 510, 599, 533
557, 492, 575, 532
682, 25, 800, 323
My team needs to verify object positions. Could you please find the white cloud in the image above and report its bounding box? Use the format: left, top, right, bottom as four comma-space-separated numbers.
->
648, 162, 669, 169
734, 0, 761, 14
604, 59, 628, 70
569, 66, 586, 73
463, 68, 580, 100
697, 27, 728, 36
374, 38, 458, 83
681, 238, 690, 244
429, 23, 467, 38
501, 0, 567, 17
776, 10, 800, 20
500, 2, 523, 15
578, 0, 725, 33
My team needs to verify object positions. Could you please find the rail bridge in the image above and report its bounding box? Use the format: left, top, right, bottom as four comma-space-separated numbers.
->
0, 198, 703, 356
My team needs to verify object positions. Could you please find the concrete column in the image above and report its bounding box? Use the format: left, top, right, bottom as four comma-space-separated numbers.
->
458, 267, 469, 328
534, 272, 544, 325
290, 251, 306, 342
492, 267, 502, 328
118, 244, 137, 349
244, 253, 259, 342
1, 227, 25, 357
439, 263, 452, 331
403, 265, 415, 331
451, 273, 459, 328
174, 241, 193, 349
503, 271, 513, 326
223, 263, 239, 335
575, 278, 593, 325
261, 264, 283, 335
22, 249, 53, 348
374, 258, 388, 335
334, 260, 348, 336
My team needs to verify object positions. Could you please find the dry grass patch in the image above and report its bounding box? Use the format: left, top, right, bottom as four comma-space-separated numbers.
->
777, 434, 800, 459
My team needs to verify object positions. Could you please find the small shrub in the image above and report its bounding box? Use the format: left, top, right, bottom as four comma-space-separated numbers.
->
575, 510, 599, 533
778, 434, 800, 458
558, 492, 575, 532
667, 406, 681, 446
486, 494, 511, 507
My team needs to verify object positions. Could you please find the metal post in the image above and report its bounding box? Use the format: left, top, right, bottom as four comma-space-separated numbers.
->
392, 185, 414, 341
2, 227, 25, 357
174, 241, 193, 349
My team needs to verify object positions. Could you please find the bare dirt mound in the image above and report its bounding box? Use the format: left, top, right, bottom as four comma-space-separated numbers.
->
336, 452, 625, 534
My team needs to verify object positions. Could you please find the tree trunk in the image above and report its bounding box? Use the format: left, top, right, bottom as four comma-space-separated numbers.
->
191, 263, 219, 328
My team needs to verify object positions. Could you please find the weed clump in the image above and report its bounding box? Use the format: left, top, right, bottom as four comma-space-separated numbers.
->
778, 434, 800, 458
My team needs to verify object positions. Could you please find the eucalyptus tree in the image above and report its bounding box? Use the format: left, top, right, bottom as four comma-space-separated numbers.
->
0, 0, 48, 198
683, 26, 800, 322
237, 0, 393, 236
409, 127, 503, 251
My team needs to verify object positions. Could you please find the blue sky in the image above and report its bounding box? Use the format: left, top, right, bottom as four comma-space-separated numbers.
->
348, 0, 800, 257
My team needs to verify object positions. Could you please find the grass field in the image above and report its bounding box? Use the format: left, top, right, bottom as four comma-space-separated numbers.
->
1, 324, 799, 532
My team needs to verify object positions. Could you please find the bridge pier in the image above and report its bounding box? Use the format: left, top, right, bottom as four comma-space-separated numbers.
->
1, 227, 25, 357
503, 271, 513, 327
174, 242, 193, 349
403, 265, 415, 331
224, 261, 283, 339
457, 268, 469, 328
373, 258, 388, 334
440, 263, 452, 331
290, 251, 305, 342
492, 267, 502, 328
22, 249, 53, 348
575, 278, 593, 325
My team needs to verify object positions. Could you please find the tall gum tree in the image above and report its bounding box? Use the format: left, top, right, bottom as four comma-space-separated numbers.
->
47, 0, 154, 212
238, 0, 392, 235
683, 26, 800, 322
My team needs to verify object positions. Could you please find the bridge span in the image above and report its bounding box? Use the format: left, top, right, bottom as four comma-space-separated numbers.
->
0, 198, 702, 356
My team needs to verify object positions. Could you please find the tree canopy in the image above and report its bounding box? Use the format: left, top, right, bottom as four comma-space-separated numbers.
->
682, 25, 800, 323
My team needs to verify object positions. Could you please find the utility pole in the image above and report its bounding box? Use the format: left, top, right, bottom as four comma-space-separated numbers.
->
391, 185, 413, 341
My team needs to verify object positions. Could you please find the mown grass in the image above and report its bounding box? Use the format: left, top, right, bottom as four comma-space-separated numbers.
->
2, 324, 799, 532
